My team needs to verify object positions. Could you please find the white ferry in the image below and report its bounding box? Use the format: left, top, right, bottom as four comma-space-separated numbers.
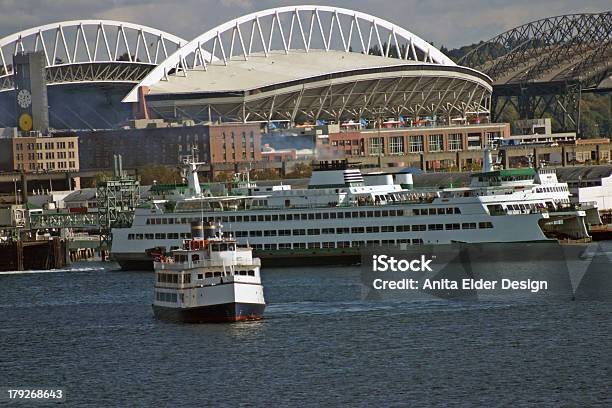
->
111, 157, 600, 270
152, 221, 265, 323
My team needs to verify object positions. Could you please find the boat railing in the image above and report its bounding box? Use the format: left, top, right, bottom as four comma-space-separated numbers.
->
155, 257, 261, 270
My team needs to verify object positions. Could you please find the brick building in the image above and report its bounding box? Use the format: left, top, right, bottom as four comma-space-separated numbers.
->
75, 122, 261, 170
317, 123, 510, 158
11, 133, 79, 172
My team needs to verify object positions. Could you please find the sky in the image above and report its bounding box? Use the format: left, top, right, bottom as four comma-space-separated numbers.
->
0, 0, 609, 48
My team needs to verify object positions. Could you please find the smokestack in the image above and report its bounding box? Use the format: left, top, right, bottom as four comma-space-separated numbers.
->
118, 154, 123, 177
483, 148, 493, 173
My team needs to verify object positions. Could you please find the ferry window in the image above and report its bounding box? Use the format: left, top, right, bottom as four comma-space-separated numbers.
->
162, 218, 168, 224
445, 208, 454, 215
272, 215, 279, 221
352, 241, 365, 247
256, 215, 263, 221
344, 212, 352, 218
278, 229, 291, 236
336, 227, 349, 234
279, 214, 286, 221
322, 242, 335, 248
367, 211, 374, 217
382, 240, 395, 244
128, 234, 134, 240
336, 212, 343, 219
168, 233, 179, 239
428, 209, 437, 215
462, 223, 477, 229
248, 270, 255, 276
445, 223, 460, 230
382, 211, 389, 217
479, 222, 494, 229
308, 242, 321, 249
264, 230, 277, 236
182, 218, 189, 224
366, 226, 380, 233
239, 270, 247, 276
155, 233, 166, 239
307, 229, 321, 235
428, 224, 443, 231
412, 225, 426, 231
367, 240, 380, 246
322, 228, 334, 234
351, 227, 365, 233
235, 231, 247, 237
249, 231, 262, 237
301, 214, 308, 220
330, 213, 337, 219
294, 243, 306, 249
168, 218, 174, 224
172, 274, 178, 283
145, 233, 154, 240
222, 216, 229, 223
205, 272, 213, 278
395, 226, 406, 232
228, 244, 235, 251
197, 274, 203, 280
352, 211, 359, 218
146, 219, 151, 225
277, 243, 290, 249
214, 272, 222, 277
323, 213, 329, 219
412, 238, 423, 244
374, 211, 381, 217
191, 254, 200, 262
454, 208, 461, 214
315, 213, 322, 219
264, 244, 277, 250
264, 215, 271, 221
136, 234, 144, 240
220, 244, 228, 251
211, 244, 219, 252
183, 274, 191, 284
286, 214, 293, 220
381, 226, 395, 232
293, 229, 305, 236
338, 241, 350, 248
308, 213, 315, 220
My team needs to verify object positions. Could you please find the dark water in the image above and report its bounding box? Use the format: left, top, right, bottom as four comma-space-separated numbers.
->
0, 261, 610, 407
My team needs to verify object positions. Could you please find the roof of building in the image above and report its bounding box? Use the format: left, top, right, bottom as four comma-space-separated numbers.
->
147, 50, 486, 96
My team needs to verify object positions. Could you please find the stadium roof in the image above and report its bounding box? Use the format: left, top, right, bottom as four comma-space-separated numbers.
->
127, 6, 492, 123
145, 50, 489, 96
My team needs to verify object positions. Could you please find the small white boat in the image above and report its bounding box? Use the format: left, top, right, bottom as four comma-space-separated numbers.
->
152, 221, 265, 323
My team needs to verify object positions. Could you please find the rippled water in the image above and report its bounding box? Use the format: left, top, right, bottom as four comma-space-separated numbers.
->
0, 261, 610, 407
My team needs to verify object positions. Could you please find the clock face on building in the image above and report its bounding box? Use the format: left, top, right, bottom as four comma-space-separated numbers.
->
17, 89, 32, 109
19, 113, 33, 131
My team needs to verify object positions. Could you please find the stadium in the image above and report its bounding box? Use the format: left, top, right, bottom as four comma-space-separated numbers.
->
0, 6, 493, 129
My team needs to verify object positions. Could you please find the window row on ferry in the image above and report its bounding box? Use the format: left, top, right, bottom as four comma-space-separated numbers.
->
535, 186, 568, 193
254, 240, 424, 250
144, 207, 462, 225
129, 222, 493, 240
233, 222, 493, 237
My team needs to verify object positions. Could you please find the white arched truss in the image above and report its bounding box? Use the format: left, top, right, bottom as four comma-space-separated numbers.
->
0, 20, 187, 91
124, 5, 456, 102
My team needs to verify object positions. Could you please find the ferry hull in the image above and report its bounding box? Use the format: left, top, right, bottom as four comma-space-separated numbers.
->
152, 302, 265, 323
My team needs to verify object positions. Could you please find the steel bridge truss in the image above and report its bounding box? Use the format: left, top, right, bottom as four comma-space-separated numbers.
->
459, 11, 611, 132
0, 20, 186, 92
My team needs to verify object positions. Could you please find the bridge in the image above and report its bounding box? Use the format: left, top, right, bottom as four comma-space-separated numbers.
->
459, 12, 612, 133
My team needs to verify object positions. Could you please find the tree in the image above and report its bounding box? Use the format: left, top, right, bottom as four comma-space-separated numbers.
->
83, 171, 113, 188
250, 169, 280, 181
137, 165, 181, 185
285, 162, 312, 178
